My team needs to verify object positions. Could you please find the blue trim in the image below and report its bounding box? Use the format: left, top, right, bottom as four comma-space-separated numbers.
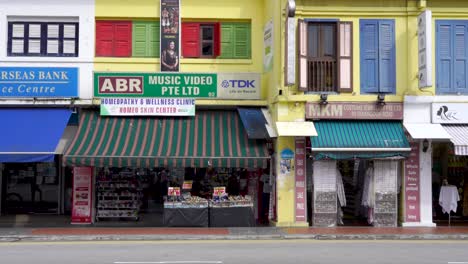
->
0, 108, 71, 162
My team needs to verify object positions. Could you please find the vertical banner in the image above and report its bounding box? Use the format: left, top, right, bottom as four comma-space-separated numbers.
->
295, 139, 307, 222
263, 20, 273, 73
404, 141, 421, 222
160, 0, 180, 72
71, 167, 93, 224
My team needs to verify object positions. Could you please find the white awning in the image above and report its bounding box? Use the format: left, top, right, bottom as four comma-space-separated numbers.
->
442, 125, 468, 156
276, 121, 317, 137
55, 126, 78, 154
404, 123, 452, 140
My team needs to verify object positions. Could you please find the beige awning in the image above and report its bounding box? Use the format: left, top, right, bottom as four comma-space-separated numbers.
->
275, 121, 317, 137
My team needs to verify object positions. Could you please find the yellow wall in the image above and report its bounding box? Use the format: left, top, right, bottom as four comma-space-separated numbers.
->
276, 0, 429, 104
94, 0, 270, 103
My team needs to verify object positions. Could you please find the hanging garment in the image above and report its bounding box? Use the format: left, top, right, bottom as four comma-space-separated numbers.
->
439, 185, 460, 214
463, 182, 468, 217
361, 165, 374, 208
337, 169, 347, 207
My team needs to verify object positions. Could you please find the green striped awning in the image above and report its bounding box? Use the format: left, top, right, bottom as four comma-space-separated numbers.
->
311, 121, 410, 160
63, 110, 269, 168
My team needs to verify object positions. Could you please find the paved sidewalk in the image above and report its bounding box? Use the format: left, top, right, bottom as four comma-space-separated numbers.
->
0, 226, 468, 242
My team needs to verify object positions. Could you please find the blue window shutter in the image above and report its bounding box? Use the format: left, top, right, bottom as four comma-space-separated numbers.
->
360, 20, 379, 93
378, 20, 396, 93
454, 23, 468, 94
436, 22, 453, 94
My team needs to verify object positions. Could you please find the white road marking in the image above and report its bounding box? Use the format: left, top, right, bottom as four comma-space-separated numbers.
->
114, 262, 222, 264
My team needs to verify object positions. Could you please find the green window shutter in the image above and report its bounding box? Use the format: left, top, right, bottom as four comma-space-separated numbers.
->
148, 22, 160, 58
219, 24, 234, 59
133, 22, 148, 57
233, 23, 251, 59
132, 21, 159, 58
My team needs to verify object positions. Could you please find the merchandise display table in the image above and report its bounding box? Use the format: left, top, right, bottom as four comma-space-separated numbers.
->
209, 202, 254, 227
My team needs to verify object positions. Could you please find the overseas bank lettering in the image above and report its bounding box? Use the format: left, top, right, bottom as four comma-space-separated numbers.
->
1, 70, 69, 95
149, 75, 212, 96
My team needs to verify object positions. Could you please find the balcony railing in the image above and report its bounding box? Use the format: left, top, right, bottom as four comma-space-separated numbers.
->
308, 58, 337, 92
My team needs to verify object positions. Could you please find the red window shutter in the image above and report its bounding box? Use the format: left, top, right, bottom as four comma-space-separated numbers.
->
182, 23, 200, 58
96, 21, 115, 56
214, 22, 221, 57
113, 21, 132, 57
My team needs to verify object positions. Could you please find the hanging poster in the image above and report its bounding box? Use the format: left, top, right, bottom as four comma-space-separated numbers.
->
280, 149, 294, 175
160, 0, 180, 72
71, 167, 93, 224
263, 20, 274, 72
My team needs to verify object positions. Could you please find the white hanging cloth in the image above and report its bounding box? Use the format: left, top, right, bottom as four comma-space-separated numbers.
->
336, 169, 347, 207
361, 165, 374, 208
439, 185, 460, 214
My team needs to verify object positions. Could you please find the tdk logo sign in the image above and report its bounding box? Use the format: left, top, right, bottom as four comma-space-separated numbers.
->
221, 80, 256, 88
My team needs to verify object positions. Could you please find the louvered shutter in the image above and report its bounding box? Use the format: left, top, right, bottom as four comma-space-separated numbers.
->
114, 21, 132, 57
182, 23, 200, 58
338, 22, 353, 93
149, 22, 160, 58
360, 20, 379, 93
234, 23, 250, 59
96, 21, 115, 56
220, 24, 234, 58
133, 22, 148, 57
28, 24, 41, 54
378, 20, 396, 93
454, 23, 468, 94
298, 19, 308, 91
11, 23, 25, 54
214, 22, 221, 57
436, 22, 453, 94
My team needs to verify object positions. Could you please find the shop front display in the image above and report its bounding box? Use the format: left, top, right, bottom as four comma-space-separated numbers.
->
306, 102, 409, 227
164, 194, 209, 227
63, 109, 270, 226
209, 195, 254, 227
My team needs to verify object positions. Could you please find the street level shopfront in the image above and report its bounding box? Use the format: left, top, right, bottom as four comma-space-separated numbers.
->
63, 109, 271, 226
305, 102, 410, 227
0, 67, 79, 216
404, 97, 468, 226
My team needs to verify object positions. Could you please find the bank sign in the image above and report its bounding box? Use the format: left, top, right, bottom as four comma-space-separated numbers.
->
0, 67, 78, 97
94, 72, 260, 99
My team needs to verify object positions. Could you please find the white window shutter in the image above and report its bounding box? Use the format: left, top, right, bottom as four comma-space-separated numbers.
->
47, 40, 59, 54
298, 19, 308, 91
12, 24, 25, 38
28, 39, 41, 53
63, 40, 76, 54
64, 24, 76, 38
29, 24, 41, 38
12, 39, 24, 53
338, 22, 353, 92
48, 25, 59, 38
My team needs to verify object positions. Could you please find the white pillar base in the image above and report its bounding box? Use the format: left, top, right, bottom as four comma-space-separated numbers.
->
402, 222, 436, 227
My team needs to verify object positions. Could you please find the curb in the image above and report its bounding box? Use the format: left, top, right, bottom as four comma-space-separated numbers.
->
1, 234, 468, 242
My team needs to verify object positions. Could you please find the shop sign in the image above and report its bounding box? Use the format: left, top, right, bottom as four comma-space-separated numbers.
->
263, 20, 273, 72
306, 102, 404, 120
95, 73, 216, 98
404, 141, 421, 222
160, 0, 180, 72
0, 67, 78, 97
95, 72, 261, 100
213, 187, 226, 197
217, 73, 261, 100
295, 139, 307, 222
432, 103, 468, 124
71, 167, 93, 224
280, 148, 294, 175
100, 97, 195, 116
168, 187, 181, 196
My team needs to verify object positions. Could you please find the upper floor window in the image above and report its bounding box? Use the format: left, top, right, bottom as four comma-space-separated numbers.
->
8, 21, 78, 57
436, 20, 468, 94
298, 20, 353, 93
360, 19, 396, 94
182, 23, 221, 58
